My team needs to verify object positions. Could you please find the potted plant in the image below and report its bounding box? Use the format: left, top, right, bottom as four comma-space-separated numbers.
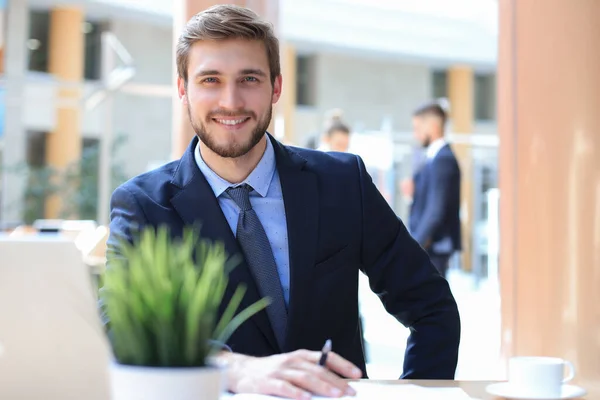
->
100, 226, 269, 400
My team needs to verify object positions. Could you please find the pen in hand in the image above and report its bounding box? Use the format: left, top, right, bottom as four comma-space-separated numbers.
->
318, 339, 332, 367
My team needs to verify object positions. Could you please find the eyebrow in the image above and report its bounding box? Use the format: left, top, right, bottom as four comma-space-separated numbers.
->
240, 69, 267, 77
195, 69, 221, 78
193, 68, 268, 78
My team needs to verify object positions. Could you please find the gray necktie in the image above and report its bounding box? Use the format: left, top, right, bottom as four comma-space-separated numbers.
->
226, 184, 287, 349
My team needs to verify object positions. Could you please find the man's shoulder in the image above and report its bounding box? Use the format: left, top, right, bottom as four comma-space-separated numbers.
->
438, 143, 458, 158
432, 145, 460, 167
114, 160, 180, 200
285, 145, 359, 172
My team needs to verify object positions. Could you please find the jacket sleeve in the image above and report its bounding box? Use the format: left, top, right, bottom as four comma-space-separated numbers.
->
105, 185, 148, 265
100, 185, 148, 327
355, 155, 460, 379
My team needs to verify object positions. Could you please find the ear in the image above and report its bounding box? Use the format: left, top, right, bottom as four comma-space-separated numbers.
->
271, 75, 283, 104
177, 76, 188, 105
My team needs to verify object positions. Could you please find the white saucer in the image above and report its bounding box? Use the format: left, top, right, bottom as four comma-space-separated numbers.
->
486, 382, 587, 399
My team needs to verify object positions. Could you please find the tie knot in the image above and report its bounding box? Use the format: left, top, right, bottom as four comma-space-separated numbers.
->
226, 184, 253, 211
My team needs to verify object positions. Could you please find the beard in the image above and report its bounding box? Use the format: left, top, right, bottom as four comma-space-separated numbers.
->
187, 103, 272, 158
421, 135, 431, 148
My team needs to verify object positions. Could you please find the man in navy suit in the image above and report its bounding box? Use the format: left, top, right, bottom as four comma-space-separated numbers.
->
106, 5, 460, 399
409, 102, 462, 278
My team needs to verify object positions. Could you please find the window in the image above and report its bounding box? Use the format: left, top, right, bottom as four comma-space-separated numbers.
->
474, 73, 496, 121
83, 21, 105, 81
27, 11, 105, 80
431, 70, 448, 99
27, 11, 50, 73
26, 131, 47, 167
296, 55, 316, 106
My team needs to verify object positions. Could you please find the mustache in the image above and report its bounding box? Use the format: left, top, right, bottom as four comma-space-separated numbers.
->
207, 109, 256, 120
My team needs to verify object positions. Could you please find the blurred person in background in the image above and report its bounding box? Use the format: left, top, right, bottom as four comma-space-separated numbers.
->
316, 109, 351, 153
408, 101, 461, 278
318, 121, 351, 153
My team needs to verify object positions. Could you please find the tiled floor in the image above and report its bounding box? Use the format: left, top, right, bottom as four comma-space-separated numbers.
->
359, 268, 503, 380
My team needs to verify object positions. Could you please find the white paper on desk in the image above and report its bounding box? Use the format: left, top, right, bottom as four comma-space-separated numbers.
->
221, 381, 473, 399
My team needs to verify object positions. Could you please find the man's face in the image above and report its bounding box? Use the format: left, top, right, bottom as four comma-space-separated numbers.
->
177, 39, 282, 158
412, 116, 431, 148
328, 130, 350, 153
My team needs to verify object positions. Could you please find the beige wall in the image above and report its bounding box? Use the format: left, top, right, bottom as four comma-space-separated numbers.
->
293, 53, 432, 146
21, 79, 106, 137
110, 19, 173, 85
315, 53, 431, 132
110, 93, 173, 177
109, 18, 174, 177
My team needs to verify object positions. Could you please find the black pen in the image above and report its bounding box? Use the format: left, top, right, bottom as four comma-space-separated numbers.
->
318, 339, 332, 366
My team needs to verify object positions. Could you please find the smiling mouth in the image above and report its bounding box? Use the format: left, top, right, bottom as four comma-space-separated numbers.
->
213, 117, 251, 127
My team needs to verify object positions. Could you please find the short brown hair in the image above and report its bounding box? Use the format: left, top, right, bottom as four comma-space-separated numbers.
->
176, 4, 280, 85
413, 101, 448, 128
326, 121, 350, 137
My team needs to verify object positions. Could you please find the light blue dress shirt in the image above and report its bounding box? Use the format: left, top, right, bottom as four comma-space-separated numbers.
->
194, 138, 291, 304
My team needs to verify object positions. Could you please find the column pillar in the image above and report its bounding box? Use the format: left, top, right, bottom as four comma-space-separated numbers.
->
448, 66, 474, 272
278, 43, 296, 144
499, 0, 600, 393
171, 0, 283, 158
44, 7, 85, 218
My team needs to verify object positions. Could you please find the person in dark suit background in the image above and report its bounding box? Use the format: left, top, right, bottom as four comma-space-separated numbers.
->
409, 102, 462, 278
106, 6, 460, 399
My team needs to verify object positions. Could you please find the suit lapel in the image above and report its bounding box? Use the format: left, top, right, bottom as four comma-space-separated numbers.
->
169, 138, 279, 352
271, 137, 319, 352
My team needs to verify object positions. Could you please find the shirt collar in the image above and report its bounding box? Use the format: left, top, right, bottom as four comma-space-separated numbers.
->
426, 137, 447, 159
194, 137, 276, 198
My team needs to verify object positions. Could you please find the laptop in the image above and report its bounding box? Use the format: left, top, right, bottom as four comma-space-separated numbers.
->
0, 234, 111, 399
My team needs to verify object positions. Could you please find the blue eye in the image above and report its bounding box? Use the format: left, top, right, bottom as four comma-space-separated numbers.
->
202, 77, 218, 83
243, 76, 258, 82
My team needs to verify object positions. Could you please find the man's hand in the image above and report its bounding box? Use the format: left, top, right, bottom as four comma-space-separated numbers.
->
218, 350, 363, 399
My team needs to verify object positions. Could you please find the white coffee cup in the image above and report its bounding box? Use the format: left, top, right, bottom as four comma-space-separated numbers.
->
508, 356, 575, 398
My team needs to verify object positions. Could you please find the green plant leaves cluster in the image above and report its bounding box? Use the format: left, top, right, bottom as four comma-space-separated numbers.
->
100, 226, 270, 367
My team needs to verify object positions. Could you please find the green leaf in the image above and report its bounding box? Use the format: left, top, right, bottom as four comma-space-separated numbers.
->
215, 296, 271, 345
213, 285, 247, 341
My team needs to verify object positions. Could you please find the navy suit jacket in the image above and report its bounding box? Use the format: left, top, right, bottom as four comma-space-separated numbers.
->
107, 135, 460, 379
410, 144, 462, 255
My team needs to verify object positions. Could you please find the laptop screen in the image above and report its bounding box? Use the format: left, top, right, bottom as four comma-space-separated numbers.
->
0, 234, 111, 399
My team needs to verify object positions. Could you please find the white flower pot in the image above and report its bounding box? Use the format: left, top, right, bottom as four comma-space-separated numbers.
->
109, 362, 226, 400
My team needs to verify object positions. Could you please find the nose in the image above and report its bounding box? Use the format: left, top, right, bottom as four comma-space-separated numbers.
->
218, 83, 244, 110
